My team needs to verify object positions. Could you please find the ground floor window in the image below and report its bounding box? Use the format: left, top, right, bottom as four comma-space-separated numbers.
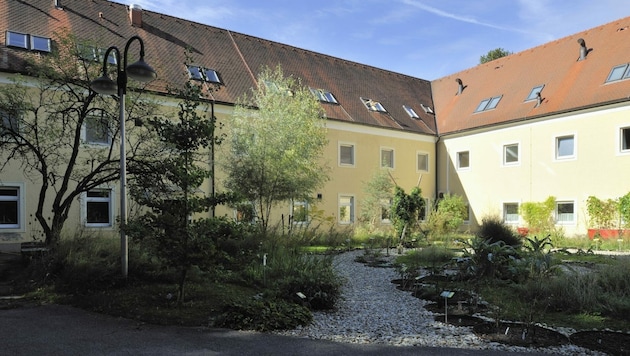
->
291, 201, 309, 224
0, 186, 20, 229
339, 195, 355, 224
503, 203, 519, 224
556, 201, 575, 224
84, 189, 112, 227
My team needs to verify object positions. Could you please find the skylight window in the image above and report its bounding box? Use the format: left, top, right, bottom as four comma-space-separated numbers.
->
403, 105, 419, 119
187, 65, 222, 84
6, 31, 52, 52
606, 63, 630, 83
361, 97, 387, 113
474, 95, 502, 112
525, 85, 544, 101
310, 88, 338, 104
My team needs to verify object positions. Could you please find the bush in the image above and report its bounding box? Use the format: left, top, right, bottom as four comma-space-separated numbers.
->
460, 236, 519, 280
476, 216, 521, 247
214, 298, 312, 331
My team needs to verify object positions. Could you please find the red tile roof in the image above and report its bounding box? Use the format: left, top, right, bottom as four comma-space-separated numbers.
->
431, 16, 630, 135
0, 0, 436, 135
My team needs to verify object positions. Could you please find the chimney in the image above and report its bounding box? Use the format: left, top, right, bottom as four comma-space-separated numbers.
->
129, 4, 143, 27
577, 38, 588, 61
455, 78, 464, 95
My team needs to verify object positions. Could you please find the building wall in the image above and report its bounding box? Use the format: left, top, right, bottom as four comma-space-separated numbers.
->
438, 103, 630, 236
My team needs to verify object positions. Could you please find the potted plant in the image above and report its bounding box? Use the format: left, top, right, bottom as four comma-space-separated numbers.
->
586, 196, 619, 239
519, 196, 555, 236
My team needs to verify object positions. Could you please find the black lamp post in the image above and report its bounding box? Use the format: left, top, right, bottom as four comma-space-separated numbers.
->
90, 36, 157, 278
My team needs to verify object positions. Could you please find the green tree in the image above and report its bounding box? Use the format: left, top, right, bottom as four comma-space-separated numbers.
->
360, 170, 395, 231
0, 31, 159, 246
127, 73, 230, 304
391, 186, 425, 242
480, 48, 512, 64
426, 193, 467, 236
224, 65, 329, 231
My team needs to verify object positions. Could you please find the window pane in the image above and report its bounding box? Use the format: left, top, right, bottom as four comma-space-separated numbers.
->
475, 99, 490, 112
457, 151, 469, 168
203, 68, 221, 83
487, 96, 501, 110
0, 187, 19, 227
324, 92, 337, 104
607, 64, 628, 82
504, 203, 519, 223
403, 105, 419, 119
1, 110, 18, 133
292, 202, 308, 223
381, 149, 393, 168
31, 35, 51, 52
556, 202, 574, 222
187, 66, 203, 80
417, 153, 428, 171
622, 127, 630, 151
556, 136, 574, 158
526, 85, 544, 101
339, 196, 354, 223
86, 116, 109, 144
87, 201, 110, 223
504, 144, 519, 164
6, 31, 28, 49
340, 145, 354, 165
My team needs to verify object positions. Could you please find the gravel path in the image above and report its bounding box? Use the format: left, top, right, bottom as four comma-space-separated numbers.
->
275, 249, 603, 355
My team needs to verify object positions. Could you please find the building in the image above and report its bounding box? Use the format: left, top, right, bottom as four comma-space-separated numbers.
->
0, 0, 628, 250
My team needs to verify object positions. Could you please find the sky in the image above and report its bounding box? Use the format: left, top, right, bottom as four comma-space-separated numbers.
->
122, 0, 630, 80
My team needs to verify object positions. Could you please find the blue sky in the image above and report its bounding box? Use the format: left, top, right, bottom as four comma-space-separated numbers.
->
123, 0, 629, 80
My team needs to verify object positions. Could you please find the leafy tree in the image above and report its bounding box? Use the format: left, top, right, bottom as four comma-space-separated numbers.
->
0, 31, 159, 246
127, 71, 231, 303
480, 48, 512, 64
391, 186, 425, 242
360, 170, 395, 231
224, 65, 329, 231
426, 193, 467, 236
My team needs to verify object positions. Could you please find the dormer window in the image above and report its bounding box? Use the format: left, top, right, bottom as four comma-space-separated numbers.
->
361, 97, 386, 113
403, 105, 419, 119
310, 88, 338, 104
606, 63, 630, 83
187, 65, 222, 84
474, 95, 502, 112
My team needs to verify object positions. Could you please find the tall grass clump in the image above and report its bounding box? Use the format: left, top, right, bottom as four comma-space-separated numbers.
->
476, 216, 521, 247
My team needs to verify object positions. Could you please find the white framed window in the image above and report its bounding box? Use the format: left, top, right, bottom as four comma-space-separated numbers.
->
417, 152, 429, 172
5, 31, 51, 52
339, 142, 355, 167
620, 126, 630, 153
83, 189, 113, 227
556, 201, 575, 224
503, 143, 519, 165
403, 105, 419, 119
380, 148, 394, 169
31, 35, 51, 52
84, 112, 111, 145
360, 97, 387, 112
503, 202, 519, 224
555, 135, 576, 160
338, 195, 355, 224
310, 88, 338, 104
525, 85, 544, 101
0, 184, 23, 230
457, 151, 470, 170
475, 95, 502, 112
291, 201, 309, 225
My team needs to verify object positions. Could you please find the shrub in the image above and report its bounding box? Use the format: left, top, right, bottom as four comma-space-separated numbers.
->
460, 236, 519, 280
214, 298, 312, 331
519, 197, 555, 234
476, 216, 521, 247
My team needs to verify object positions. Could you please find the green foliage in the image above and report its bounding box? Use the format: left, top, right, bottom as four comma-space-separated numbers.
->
480, 48, 512, 64
224, 65, 329, 231
586, 196, 619, 229
619, 192, 630, 229
214, 298, 312, 331
359, 170, 395, 233
127, 61, 230, 304
476, 216, 521, 247
425, 193, 467, 237
519, 196, 556, 234
391, 186, 425, 241
460, 236, 519, 280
